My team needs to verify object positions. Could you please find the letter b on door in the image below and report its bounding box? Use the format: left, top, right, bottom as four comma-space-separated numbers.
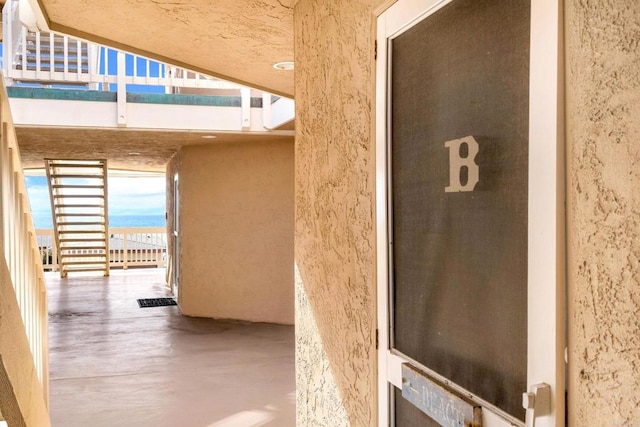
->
445, 136, 479, 192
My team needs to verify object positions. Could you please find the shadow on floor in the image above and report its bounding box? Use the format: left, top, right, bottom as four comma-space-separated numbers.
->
46, 268, 295, 427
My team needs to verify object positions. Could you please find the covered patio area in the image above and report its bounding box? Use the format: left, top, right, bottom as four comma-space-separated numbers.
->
46, 268, 295, 427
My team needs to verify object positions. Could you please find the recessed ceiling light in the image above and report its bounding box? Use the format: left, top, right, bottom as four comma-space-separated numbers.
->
201, 135, 217, 139
273, 61, 294, 71
128, 152, 141, 155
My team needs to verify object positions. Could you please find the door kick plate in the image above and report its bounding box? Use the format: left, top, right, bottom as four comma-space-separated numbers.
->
402, 364, 482, 427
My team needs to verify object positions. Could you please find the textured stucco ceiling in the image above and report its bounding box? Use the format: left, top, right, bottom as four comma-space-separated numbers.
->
16, 126, 293, 172
35, 0, 295, 96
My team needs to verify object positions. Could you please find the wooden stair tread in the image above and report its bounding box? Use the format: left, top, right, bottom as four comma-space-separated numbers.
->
62, 260, 108, 265
55, 204, 104, 208
60, 254, 106, 259
49, 174, 104, 179
46, 163, 104, 168
60, 248, 106, 251
58, 221, 106, 227
52, 185, 104, 189
58, 246, 107, 253
54, 195, 105, 199
58, 230, 105, 234
62, 267, 108, 273
55, 213, 104, 217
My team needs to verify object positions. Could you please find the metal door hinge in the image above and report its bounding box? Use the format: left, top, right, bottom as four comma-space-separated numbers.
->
374, 40, 378, 60
522, 383, 551, 427
375, 329, 379, 349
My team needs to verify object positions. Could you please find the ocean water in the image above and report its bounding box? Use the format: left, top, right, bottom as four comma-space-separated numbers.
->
32, 214, 166, 229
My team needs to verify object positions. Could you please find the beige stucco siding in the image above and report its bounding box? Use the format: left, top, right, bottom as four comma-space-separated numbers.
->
294, 0, 379, 425
170, 140, 294, 325
566, 1, 640, 424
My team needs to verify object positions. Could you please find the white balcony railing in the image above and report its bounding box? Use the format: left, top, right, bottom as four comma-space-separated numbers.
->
37, 227, 167, 271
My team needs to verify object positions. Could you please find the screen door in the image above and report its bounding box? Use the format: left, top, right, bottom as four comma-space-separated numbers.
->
376, 1, 565, 426
392, 0, 529, 421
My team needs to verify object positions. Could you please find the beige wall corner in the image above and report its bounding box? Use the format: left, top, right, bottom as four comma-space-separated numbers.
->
173, 140, 294, 325
295, 273, 349, 425
0, 257, 50, 427
166, 151, 181, 299
294, 0, 379, 425
566, 1, 640, 424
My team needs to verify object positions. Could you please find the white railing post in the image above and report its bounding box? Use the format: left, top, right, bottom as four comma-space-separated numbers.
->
88, 44, 98, 90
49, 32, 54, 77
133, 55, 138, 83
163, 63, 170, 94
76, 39, 82, 78
20, 26, 27, 75
3, 0, 23, 84
63, 35, 69, 79
103, 47, 109, 91
145, 58, 150, 85
241, 88, 251, 130
35, 31, 41, 78
122, 229, 128, 269
2, 2, 10, 77
169, 65, 177, 93
116, 50, 126, 127
262, 93, 272, 129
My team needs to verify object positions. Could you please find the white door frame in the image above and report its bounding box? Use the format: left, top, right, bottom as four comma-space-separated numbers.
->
173, 172, 180, 298
375, 1, 565, 425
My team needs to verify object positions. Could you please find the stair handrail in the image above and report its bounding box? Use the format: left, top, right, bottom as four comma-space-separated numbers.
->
0, 70, 50, 419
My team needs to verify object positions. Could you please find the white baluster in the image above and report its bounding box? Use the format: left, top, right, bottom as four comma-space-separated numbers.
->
49, 33, 54, 75
35, 31, 41, 78
77, 39, 82, 78
63, 36, 69, 78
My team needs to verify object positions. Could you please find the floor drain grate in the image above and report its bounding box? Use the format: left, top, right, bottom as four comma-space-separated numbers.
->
137, 298, 177, 308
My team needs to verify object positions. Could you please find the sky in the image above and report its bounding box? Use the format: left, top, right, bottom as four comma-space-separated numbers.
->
25, 175, 166, 217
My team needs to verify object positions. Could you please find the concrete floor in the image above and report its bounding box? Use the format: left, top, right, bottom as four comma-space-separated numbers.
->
46, 268, 295, 427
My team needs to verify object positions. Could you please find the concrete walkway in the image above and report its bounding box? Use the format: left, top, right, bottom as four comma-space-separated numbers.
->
46, 268, 295, 427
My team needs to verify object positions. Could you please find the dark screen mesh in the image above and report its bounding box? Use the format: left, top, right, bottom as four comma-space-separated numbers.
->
391, 0, 530, 420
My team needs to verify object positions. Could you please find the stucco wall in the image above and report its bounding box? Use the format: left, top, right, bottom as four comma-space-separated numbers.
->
566, 1, 640, 425
172, 140, 294, 324
294, 1, 379, 425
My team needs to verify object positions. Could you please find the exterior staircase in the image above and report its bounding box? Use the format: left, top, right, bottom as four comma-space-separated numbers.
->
45, 159, 110, 278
